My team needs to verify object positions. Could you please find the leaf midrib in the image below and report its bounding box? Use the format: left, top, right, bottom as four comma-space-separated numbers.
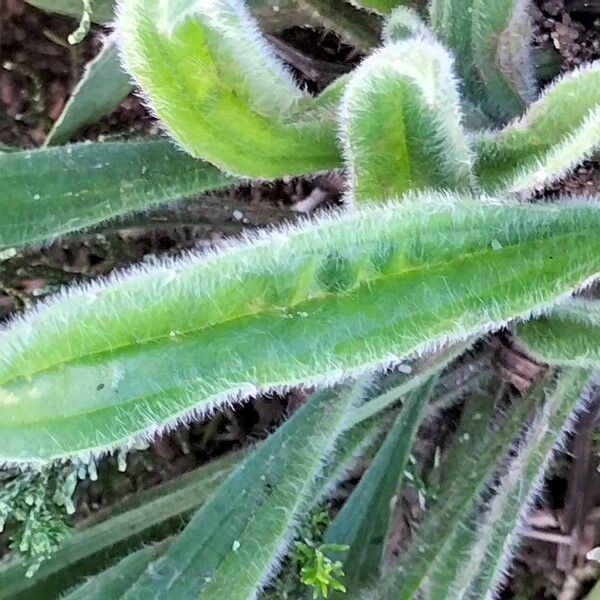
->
2, 227, 596, 389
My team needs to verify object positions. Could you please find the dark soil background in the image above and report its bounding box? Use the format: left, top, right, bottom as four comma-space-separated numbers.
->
1, 0, 600, 598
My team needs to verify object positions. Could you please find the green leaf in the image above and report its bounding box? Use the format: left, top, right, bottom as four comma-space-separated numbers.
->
474, 62, 600, 195
0, 451, 241, 599
519, 299, 600, 367
383, 6, 431, 42
45, 37, 133, 146
61, 393, 384, 600
424, 378, 505, 599
346, 341, 471, 429
117, 385, 363, 599
370, 374, 544, 599
62, 543, 169, 600
2, 194, 600, 464
324, 377, 437, 597
117, 0, 340, 178
0, 140, 235, 250
458, 368, 591, 598
340, 40, 474, 203
430, 0, 534, 121
435, 375, 500, 491
26, 0, 115, 23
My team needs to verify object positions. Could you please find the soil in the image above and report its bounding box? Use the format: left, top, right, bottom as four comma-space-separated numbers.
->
1, 1, 600, 598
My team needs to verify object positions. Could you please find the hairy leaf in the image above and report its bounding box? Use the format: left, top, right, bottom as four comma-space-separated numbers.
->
45, 38, 133, 146
474, 62, 600, 195
61, 393, 384, 600
370, 375, 544, 599
458, 368, 591, 598
347, 341, 471, 429
62, 543, 169, 600
324, 377, 437, 597
117, 385, 362, 599
421, 377, 502, 600
2, 195, 600, 464
0, 140, 235, 250
0, 452, 241, 599
429, 0, 535, 120
340, 40, 473, 202
383, 5, 431, 41
117, 0, 340, 178
519, 299, 600, 367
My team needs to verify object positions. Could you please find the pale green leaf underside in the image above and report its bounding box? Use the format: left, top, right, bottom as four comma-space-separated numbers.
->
2, 195, 600, 463
341, 40, 473, 202
117, 0, 340, 178
475, 62, 600, 195
0, 140, 236, 250
119, 386, 359, 599
45, 38, 133, 146
519, 299, 600, 367
325, 378, 436, 598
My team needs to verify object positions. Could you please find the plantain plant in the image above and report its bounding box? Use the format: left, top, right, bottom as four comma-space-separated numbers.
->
1, 0, 600, 597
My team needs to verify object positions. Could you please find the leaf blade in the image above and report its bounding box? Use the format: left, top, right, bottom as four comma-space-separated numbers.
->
45, 38, 133, 146
0, 140, 235, 250
324, 377, 437, 597
120, 385, 362, 599
341, 40, 474, 202
117, 0, 340, 178
519, 299, 600, 367
2, 195, 600, 463
474, 62, 600, 195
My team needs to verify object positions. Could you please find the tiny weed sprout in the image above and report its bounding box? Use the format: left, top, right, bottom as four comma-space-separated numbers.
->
0, 0, 599, 597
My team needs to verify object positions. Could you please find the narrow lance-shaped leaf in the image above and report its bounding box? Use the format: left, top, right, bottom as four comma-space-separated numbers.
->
2, 194, 600, 464
340, 40, 474, 203
474, 62, 600, 196
433, 374, 500, 492
425, 370, 590, 598
459, 368, 592, 599
324, 377, 437, 598
370, 374, 545, 600
420, 377, 503, 600
61, 392, 386, 600
62, 543, 169, 600
45, 37, 133, 146
346, 340, 472, 429
519, 298, 600, 367
117, 0, 341, 178
0, 140, 236, 250
118, 384, 363, 599
0, 451, 243, 600
429, 0, 535, 121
